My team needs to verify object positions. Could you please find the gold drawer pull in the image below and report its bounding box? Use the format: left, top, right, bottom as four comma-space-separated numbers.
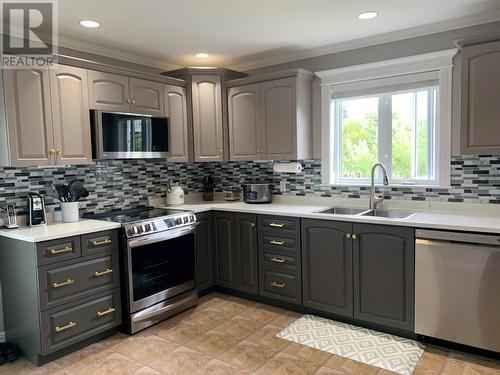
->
270, 240, 284, 246
271, 281, 286, 288
52, 279, 75, 288
55, 321, 76, 333
269, 223, 284, 228
97, 307, 116, 317
94, 268, 113, 277
91, 239, 112, 246
270, 257, 285, 263
49, 246, 73, 255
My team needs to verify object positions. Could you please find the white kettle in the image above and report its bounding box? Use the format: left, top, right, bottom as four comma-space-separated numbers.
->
167, 184, 185, 205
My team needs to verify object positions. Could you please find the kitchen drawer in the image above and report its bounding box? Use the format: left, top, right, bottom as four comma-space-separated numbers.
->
37, 236, 82, 266
40, 288, 121, 355
259, 215, 300, 236
39, 251, 119, 310
81, 230, 118, 256
260, 251, 299, 271
259, 267, 301, 304
259, 233, 299, 253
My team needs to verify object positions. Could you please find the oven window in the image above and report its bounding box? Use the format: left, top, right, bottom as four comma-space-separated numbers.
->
131, 233, 194, 302
101, 113, 168, 152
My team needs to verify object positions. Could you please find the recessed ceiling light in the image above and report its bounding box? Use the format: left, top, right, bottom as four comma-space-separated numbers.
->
79, 20, 100, 28
195, 52, 210, 58
358, 11, 378, 20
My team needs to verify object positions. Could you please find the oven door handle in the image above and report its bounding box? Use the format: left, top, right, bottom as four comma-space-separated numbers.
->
128, 224, 197, 248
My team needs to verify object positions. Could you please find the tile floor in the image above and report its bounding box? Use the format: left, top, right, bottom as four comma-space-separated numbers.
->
1, 292, 499, 375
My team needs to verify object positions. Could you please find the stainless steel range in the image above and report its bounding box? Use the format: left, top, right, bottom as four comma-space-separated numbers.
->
86, 207, 198, 334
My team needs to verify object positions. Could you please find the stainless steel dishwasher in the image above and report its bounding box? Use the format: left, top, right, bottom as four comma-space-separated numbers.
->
415, 229, 500, 353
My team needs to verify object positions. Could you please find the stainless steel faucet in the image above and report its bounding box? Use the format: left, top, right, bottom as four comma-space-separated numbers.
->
369, 163, 389, 210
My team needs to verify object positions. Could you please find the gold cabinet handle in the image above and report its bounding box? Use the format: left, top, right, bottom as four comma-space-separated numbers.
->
271, 281, 286, 288
55, 148, 61, 155
269, 223, 284, 228
218, 149, 223, 155
270, 240, 284, 246
49, 148, 56, 155
52, 279, 75, 288
126, 98, 132, 104
251, 222, 255, 228
346, 233, 351, 239
55, 321, 76, 333
131, 99, 136, 104
49, 246, 73, 255
91, 239, 112, 246
96, 307, 116, 317
270, 257, 285, 263
94, 268, 113, 277
352, 234, 357, 240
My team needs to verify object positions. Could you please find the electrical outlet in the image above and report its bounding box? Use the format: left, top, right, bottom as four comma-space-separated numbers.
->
280, 180, 287, 193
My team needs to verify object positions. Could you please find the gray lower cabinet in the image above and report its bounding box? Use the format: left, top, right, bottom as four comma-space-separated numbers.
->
195, 212, 214, 291
301, 219, 415, 332
301, 219, 353, 317
0, 230, 121, 365
213, 212, 258, 294
353, 223, 415, 331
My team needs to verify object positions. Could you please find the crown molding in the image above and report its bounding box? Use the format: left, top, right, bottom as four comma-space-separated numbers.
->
57, 35, 181, 71
229, 9, 500, 71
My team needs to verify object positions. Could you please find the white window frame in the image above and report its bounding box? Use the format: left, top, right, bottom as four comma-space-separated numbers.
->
316, 49, 457, 187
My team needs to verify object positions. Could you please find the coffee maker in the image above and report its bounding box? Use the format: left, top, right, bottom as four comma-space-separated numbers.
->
27, 193, 46, 226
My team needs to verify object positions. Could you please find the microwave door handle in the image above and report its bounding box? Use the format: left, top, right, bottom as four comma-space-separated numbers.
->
128, 224, 197, 248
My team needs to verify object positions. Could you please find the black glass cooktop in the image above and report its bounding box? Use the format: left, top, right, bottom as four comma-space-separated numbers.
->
84, 207, 186, 223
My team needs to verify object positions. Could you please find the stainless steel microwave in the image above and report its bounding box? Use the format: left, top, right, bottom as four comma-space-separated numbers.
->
91, 110, 169, 159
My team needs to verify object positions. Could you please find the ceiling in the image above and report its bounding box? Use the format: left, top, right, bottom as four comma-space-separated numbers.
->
56, 0, 500, 71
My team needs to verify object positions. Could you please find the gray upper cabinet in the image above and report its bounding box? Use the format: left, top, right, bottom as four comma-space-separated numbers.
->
88, 71, 166, 116
1, 66, 92, 167
226, 70, 313, 161
50, 66, 92, 165
260, 77, 298, 160
352, 223, 414, 331
165, 85, 189, 162
191, 75, 224, 161
459, 40, 500, 155
302, 219, 353, 317
2, 68, 54, 166
88, 71, 130, 112
228, 83, 261, 161
129, 78, 164, 116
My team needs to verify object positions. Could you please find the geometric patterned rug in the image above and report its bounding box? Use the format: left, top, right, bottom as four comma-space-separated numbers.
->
277, 315, 424, 375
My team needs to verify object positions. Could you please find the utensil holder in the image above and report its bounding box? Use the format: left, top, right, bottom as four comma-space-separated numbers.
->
61, 202, 79, 223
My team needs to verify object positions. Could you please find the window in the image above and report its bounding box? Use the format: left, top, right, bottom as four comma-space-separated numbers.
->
317, 49, 456, 187
333, 86, 437, 184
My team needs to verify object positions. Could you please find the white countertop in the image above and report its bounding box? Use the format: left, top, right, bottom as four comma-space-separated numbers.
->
162, 197, 500, 234
2, 195, 500, 243
0, 219, 121, 243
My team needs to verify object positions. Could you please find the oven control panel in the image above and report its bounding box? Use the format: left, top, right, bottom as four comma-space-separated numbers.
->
124, 213, 196, 238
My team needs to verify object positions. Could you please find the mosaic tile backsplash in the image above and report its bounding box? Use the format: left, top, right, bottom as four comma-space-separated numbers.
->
0, 155, 499, 217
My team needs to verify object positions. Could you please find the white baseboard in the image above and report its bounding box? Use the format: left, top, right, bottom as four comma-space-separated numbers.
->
0, 331, 5, 342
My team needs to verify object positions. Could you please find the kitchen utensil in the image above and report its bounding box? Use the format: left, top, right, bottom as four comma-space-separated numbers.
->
68, 180, 88, 202
27, 192, 46, 226
166, 184, 185, 205
242, 183, 273, 203
44, 183, 62, 201
55, 184, 68, 202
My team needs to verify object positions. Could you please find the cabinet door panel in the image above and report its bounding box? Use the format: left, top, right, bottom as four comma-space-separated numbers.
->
302, 219, 353, 317
88, 71, 129, 112
191, 75, 224, 161
165, 85, 189, 162
234, 213, 258, 294
260, 77, 297, 160
228, 84, 261, 161
353, 224, 414, 331
195, 212, 214, 291
461, 40, 500, 154
50, 66, 92, 165
214, 212, 234, 288
3, 69, 54, 166
129, 78, 164, 116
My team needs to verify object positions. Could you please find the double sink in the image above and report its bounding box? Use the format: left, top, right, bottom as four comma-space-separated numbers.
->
316, 207, 416, 219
